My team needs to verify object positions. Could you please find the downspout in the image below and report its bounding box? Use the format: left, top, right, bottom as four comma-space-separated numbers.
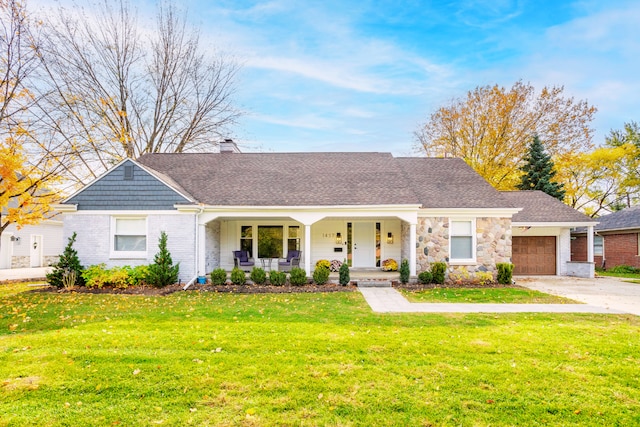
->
184, 206, 204, 290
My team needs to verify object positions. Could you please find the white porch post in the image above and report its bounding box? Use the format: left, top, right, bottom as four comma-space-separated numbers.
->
409, 222, 417, 276
197, 223, 206, 276
587, 225, 594, 263
304, 224, 312, 276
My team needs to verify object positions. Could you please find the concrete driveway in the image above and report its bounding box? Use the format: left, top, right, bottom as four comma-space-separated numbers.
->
516, 276, 640, 316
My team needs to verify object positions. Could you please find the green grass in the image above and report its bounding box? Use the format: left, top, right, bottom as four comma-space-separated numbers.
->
1, 289, 639, 426
401, 286, 578, 304
597, 271, 640, 280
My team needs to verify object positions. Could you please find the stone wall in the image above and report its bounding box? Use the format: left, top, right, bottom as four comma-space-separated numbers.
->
415, 216, 512, 279
400, 221, 411, 262
11, 255, 58, 268
205, 220, 221, 272
11, 256, 29, 268
416, 217, 449, 272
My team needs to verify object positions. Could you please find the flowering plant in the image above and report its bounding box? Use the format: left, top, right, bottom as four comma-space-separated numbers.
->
315, 259, 331, 270
381, 259, 398, 271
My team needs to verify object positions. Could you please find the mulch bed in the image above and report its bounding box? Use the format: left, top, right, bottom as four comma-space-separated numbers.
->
29, 280, 516, 296
32, 282, 358, 296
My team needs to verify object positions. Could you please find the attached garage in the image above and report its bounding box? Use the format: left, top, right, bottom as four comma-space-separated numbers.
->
502, 190, 597, 278
512, 236, 556, 275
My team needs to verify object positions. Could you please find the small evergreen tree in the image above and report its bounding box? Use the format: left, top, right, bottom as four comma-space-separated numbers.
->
517, 135, 566, 201
146, 231, 179, 287
338, 261, 350, 286
399, 259, 410, 284
47, 232, 85, 288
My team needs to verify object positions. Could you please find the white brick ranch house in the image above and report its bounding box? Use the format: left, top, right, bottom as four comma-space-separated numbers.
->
53, 141, 596, 284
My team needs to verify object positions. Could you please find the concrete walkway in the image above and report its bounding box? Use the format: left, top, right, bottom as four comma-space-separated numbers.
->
358, 279, 631, 315
0, 267, 51, 282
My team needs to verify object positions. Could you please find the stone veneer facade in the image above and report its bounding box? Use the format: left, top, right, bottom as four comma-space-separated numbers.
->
11, 255, 58, 268
415, 217, 512, 279
205, 220, 221, 274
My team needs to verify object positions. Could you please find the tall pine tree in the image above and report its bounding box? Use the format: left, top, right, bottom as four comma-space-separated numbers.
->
517, 136, 566, 201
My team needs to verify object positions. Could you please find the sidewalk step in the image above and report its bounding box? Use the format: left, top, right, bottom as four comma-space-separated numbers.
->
357, 280, 392, 288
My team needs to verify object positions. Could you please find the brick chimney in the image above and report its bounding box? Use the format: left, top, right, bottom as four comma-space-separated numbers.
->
220, 138, 241, 153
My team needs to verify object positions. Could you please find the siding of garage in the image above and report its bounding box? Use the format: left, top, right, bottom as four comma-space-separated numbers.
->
513, 236, 556, 275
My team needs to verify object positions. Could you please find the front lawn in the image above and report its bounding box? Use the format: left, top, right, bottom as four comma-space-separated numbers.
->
597, 270, 640, 281
1, 288, 639, 426
401, 286, 578, 304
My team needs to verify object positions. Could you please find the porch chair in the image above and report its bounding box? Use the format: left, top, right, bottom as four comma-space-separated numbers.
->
233, 250, 255, 271
278, 250, 302, 272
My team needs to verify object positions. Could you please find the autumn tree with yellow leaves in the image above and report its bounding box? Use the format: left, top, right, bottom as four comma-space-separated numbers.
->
557, 122, 640, 216
414, 81, 597, 190
1, 0, 62, 242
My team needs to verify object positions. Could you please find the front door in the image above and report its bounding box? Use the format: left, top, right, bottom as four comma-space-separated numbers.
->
352, 222, 375, 267
30, 235, 42, 268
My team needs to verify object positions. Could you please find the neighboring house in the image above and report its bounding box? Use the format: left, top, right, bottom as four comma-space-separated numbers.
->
0, 219, 64, 269
53, 140, 597, 283
572, 205, 640, 269
501, 191, 595, 277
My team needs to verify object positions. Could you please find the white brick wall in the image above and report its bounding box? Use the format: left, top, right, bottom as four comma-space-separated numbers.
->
63, 212, 197, 283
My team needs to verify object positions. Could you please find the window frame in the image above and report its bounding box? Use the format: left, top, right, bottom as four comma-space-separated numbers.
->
110, 216, 148, 259
593, 235, 603, 257
449, 218, 476, 264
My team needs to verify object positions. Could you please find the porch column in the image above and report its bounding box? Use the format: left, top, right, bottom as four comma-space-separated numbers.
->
197, 223, 206, 276
586, 225, 594, 263
304, 224, 312, 276
409, 222, 417, 276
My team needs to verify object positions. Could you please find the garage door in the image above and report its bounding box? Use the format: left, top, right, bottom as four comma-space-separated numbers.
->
512, 236, 556, 275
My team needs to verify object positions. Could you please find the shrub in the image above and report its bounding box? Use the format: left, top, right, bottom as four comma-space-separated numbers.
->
608, 265, 640, 274
81, 264, 137, 289
449, 267, 470, 284
82, 264, 110, 289
381, 259, 398, 271
476, 271, 494, 286
418, 271, 432, 284
210, 268, 227, 285
431, 262, 447, 285
399, 259, 410, 283
339, 261, 350, 286
250, 267, 267, 285
313, 266, 330, 285
269, 270, 287, 286
329, 259, 343, 272
146, 231, 179, 287
230, 267, 246, 285
289, 267, 307, 286
315, 259, 331, 270
47, 232, 85, 288
124, 265, 149, 286
108, 266, 131, 289
496, 263, 514, 285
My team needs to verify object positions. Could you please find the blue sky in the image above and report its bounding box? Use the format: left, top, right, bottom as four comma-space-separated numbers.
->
38, 0, 640, 155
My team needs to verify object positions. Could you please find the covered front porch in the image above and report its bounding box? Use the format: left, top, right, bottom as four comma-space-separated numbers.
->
189, 205, 420, 277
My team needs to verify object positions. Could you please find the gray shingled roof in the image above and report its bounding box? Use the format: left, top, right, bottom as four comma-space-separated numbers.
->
396, 157, 513, 209
136, 152, 513, 208
501, 191, 594, 223
590, 205, 640, 232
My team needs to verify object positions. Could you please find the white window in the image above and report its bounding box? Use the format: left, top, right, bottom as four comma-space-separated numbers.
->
111, 217, 147, 258
594, 235, 603, 257
450, 219, 475, 262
